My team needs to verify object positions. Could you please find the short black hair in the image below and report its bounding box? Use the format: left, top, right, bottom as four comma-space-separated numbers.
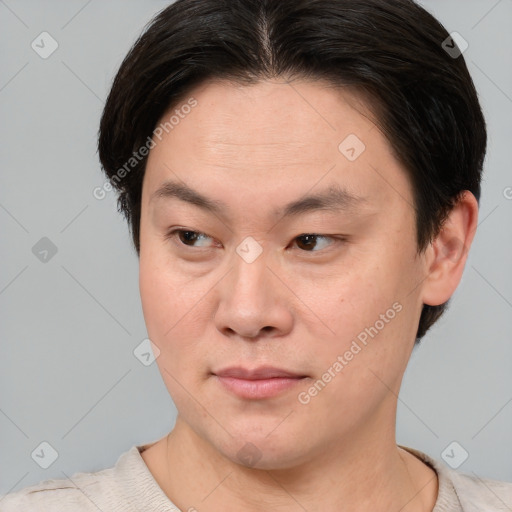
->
98, 0, 487, 344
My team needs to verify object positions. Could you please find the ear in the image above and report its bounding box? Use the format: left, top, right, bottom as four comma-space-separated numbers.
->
420, 191, 479, 306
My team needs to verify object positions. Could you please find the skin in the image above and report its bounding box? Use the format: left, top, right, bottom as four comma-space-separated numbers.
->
137, 78, 478, 511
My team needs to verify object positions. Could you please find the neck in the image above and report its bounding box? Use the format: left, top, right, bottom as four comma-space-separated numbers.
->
160, 417, 437, 512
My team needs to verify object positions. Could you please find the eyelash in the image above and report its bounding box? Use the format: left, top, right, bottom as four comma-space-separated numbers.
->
164, 228, 344, 254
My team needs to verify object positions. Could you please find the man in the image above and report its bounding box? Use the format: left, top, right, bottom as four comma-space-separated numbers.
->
2, 0, 511, 510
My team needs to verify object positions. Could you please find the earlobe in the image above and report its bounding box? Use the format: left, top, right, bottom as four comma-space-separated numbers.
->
421, 191, 479, 306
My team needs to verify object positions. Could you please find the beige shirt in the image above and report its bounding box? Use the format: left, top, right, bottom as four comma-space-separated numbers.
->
1, 443, 511, 511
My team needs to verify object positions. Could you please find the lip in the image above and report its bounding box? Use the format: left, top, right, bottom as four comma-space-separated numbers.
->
213, 366, 307, 399
215, 366, 305, 380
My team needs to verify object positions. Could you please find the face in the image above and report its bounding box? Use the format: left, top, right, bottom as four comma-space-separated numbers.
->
139, 78, 428, 469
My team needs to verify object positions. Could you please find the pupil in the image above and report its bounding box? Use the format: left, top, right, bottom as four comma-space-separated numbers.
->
181, 231, 197, 244
298, 235, 316, 250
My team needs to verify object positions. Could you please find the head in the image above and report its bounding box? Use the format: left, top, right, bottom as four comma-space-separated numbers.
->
98, 0, 485, 468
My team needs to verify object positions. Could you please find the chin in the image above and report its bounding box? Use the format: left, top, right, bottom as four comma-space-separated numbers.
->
212, 429, 312, 471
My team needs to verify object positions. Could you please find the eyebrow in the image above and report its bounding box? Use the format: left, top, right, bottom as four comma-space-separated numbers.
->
150, 179, 369, 219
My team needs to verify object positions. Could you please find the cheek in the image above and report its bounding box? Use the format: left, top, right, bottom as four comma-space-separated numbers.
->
296, 261, 383, 334
297, 253, 411, 371
297, 300, 411, 430
139, 260, 172, 333
139, 253, 212, 365
140, 261, 209, 407
139, 248, 199, 327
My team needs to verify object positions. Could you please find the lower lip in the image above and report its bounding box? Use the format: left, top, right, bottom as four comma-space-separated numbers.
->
215, 376, 305, 399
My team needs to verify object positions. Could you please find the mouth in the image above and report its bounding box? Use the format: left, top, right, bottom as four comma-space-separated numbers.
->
212, 366, 308, 400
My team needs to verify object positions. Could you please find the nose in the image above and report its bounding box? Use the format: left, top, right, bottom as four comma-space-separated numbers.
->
213, 244, 293, 341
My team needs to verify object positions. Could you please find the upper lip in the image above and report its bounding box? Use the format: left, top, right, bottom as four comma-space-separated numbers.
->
214, 366, 305, 380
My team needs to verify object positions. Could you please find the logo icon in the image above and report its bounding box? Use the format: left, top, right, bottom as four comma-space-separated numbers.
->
32, 237, 58, 263
31, 441, 59, 469
442, 32, 468, 59
236, 236, 263, 264
338, 134, 366, 161
133, 338, 161, 366
441, 441, 469, 469
236, 442, 262, 467
31, 32, 59, 59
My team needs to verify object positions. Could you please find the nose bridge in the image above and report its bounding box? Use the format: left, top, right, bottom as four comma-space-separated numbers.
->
229, 239, 271, 306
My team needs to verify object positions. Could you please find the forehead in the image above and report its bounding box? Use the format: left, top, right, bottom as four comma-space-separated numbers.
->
174, 78, 376, 161
143, 78, 414, 217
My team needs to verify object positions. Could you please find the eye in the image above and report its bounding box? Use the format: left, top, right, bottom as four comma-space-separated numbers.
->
166, 229, 216, 248
165, 229, 341, 253
291, 234, 337, 252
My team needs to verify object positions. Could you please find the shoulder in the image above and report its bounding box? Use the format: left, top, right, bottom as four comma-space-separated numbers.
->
0, 472, 108, 512
448, 469, 512, 511
401, 445, 512, 512
0, 446, 142, 512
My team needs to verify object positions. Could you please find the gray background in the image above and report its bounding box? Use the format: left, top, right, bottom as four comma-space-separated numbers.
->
1, 0, 511, 496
